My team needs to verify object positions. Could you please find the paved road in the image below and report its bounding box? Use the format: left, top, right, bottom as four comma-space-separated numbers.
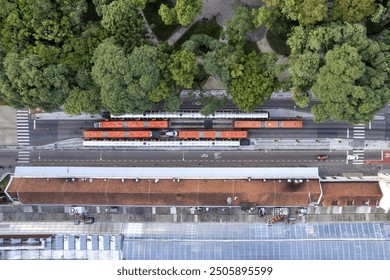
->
25, 117, 386, 147
26, 149, 383, 175
29, 119, 95, 146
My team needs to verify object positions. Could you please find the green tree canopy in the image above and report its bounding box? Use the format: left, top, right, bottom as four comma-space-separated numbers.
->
0, 0, 87, 51
287, 22, 390, 123
158, 0, 202, 26
0, 53, 70, 111
225, 5, 255, 45
229, 52, 279, 112
253, 0, 328, 26
200, 95, 227, 116
92, 39, 178, 114
203, 45, 245, 85
168, 49, 198, 88
101, 0, 148, 53
332, 0, 376, 22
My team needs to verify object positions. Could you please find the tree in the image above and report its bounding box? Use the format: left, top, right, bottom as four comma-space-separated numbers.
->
92, 39, 134, 114
229, 52, 279, 112
92, 40, 177, 114
200, 95, 227, 116
175, 0, 202, 26
225, 6, 255, 45
298, 0, 328, 25
101, 0, 147, 53
0, 53, 70, 111
287, 22, 390, 123
332, 0, 376, 22
182, 34, 223, 54
158, 4, 178, 25
0, 0, 87, 51
130, 0, 155, 8
204, 45, 245, 85
63, 88, 101, 114
252, 5, 281, 29
311, 43, 390, 123
288, 50, 321, 106
61, 22, 108, 73
253, 0, 327, 26
163, 92, 182, 112
158, 0, 202, 26
168, 49, 198, 88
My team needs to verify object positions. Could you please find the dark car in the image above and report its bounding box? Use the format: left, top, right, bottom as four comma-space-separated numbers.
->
316, 155, 328, 161
84, 217, 95, 224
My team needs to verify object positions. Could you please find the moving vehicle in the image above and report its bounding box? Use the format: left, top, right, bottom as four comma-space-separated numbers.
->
316, 155, 328, 161
347, 155, 359, 160
233, 120, 303, 129
94, 120, 168, 129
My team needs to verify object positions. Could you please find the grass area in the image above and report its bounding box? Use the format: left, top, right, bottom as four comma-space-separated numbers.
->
0, 174, 10, 189
143, 0, 179, 41
174, 17, 222, 49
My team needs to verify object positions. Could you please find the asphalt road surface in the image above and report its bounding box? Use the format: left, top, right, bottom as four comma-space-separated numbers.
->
27, 118, 386, 147
26, 149, 384, 175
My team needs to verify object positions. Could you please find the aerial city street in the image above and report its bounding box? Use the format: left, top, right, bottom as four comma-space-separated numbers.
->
0, 0, 390, 262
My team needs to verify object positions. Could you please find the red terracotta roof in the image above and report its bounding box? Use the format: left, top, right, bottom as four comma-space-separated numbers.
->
321, 182, 382, 207
6, 178, 321, 207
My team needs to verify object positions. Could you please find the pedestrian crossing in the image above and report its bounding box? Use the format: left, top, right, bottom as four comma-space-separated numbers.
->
17, 109, 30, 146
352, 149, 365, 165
352, 124, 365, 165
17, 109, 30, 164
353, 124, 365, 139
17, 150, 30, 164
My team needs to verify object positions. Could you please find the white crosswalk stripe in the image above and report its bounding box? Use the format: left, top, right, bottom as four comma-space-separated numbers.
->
17, 150, 30, 164
17, 109, 30, 146
351, 124, 366, 164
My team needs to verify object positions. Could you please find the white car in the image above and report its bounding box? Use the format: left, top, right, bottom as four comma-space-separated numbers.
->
347, 154, 359, 160
165, 131, 178, 137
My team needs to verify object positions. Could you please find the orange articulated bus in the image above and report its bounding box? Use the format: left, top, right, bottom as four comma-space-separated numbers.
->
178, 130, 248, 139
233, 121, 261, 128
233, 120, 303, 129
94, 120, 168, 129
83, 130, 159, 139
280, 120, 303, 128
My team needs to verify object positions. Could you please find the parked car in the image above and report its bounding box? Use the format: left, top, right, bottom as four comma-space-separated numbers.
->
316, 155, 328, 160
108, 206, 119, 213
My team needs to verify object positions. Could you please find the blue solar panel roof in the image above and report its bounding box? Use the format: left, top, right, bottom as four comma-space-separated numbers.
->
122, 222, 390, 260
